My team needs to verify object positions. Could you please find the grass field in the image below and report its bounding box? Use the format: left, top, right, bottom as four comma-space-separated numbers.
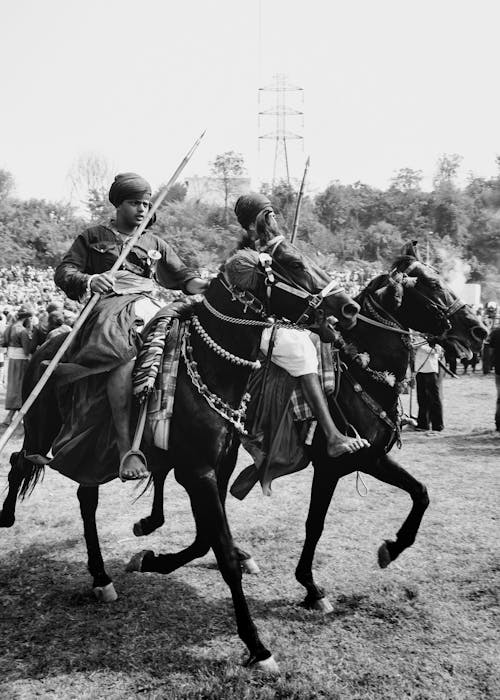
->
0, 372, 499, 699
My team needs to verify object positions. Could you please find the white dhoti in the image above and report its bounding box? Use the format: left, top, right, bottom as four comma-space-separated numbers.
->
260, 327, 319, 377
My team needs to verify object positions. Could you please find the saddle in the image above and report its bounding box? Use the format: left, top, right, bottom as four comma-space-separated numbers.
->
133, 300, 194, 450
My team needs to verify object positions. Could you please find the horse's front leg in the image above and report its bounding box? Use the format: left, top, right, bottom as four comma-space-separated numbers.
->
191, 472, 278, 673
217, 438, 260, 575
130, 470, 278, 673
133, 469, 168, 537
367, 453, 430, 568
295, 460, 339, 612
77, 485, 117, 602
0, 451, 26, 527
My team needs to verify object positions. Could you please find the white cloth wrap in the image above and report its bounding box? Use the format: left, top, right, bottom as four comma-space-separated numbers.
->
415, 343, 441, 373
110, 270, 162, 328
260, 327, 318, 377
7, 347, 29, 360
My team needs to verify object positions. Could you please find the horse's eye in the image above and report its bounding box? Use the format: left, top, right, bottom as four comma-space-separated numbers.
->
291, 261, 305, 270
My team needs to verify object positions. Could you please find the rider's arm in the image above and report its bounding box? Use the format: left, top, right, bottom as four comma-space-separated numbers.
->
54, 231, 92, 301
154, 238, 208, 295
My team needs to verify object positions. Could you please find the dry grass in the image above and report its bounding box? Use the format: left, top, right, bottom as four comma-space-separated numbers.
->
0, 372, 499, 699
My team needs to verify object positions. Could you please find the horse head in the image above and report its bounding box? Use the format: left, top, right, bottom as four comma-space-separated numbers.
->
242, 208, 360, 331
358, 265, 451, 338
390, 242, 488, 358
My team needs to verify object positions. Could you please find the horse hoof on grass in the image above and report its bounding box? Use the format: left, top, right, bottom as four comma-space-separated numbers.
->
0, 510, 15, 528
312, 596, 333, 613
378, 541, 392, 569
132, 521, 144, 537
126, 549, 153, 573
241, 557, 260, 575
93, 582, 118, 603
245, 654, 280, 675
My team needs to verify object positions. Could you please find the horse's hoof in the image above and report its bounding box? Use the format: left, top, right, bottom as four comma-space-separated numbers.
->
132, 521, 144, 537
241, 557, 260, 575
126, 549, 153, 573
93, 582, 118, 603
0, 510, 15, 528
245, 654, 280, 675
312, 596, 333, 613
378, 541, 392, 569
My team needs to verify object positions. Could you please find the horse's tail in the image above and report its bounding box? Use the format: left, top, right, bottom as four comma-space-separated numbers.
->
9, 450, 49, 500
132, 473, 155, 502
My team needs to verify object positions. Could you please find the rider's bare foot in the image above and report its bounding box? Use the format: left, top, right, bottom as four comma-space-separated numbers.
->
326, 434, 369, 458
119, 452, 149, 481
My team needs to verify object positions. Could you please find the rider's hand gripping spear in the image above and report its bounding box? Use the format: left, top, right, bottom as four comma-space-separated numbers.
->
0, 130, 206, 455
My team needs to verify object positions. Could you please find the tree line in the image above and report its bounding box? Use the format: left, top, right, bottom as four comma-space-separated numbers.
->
1, 151, 499, 301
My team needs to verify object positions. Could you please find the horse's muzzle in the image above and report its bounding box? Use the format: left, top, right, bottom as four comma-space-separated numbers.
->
341, 301, 360, 328
471, 325, 488, 343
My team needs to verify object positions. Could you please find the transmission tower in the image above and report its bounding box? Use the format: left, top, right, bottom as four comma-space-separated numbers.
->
258, 73, 304, 186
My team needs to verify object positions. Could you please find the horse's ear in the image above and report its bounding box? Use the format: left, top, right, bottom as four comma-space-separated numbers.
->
401, 240, 420, 259
375, 280, 403, 311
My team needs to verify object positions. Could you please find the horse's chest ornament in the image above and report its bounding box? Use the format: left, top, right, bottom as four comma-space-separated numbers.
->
182, 321, 252, 434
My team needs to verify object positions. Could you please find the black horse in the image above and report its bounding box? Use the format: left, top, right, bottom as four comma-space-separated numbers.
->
0, 215, 360, 672
291, 250, 487, 610
129, 243, 487, 614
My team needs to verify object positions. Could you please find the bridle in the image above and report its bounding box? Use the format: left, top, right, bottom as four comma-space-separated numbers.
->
255, 235, 346, 324
206, 235, 347, 328
398, 260, 466, 322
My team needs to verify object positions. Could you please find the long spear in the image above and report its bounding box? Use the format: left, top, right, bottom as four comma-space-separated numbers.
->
0, 130, 206, 455
290, 155, 310, 244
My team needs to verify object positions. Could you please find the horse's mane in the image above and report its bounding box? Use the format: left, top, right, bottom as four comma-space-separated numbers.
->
236, 234, 257, 251
355, 254, 419, 306
391, 254, 417, 269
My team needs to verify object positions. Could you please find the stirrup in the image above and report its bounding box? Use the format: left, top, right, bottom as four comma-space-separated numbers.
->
119, 449, 149, 481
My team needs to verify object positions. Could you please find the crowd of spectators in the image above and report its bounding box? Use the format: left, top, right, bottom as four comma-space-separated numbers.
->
0, 267, 80, 421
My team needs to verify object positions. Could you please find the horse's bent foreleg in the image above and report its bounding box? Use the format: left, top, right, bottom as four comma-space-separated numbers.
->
367, 454, 430, 568
128, 476, 211, 574
77, 485, 117, 602
295, 464, 339, 612
133, 470, 168, 537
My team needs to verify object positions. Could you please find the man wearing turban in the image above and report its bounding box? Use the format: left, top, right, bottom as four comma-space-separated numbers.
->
234, 193, 368, 458
53, 173, 209, 482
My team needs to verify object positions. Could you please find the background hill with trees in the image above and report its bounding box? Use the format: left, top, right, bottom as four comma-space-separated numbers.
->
1, 151, 499, 302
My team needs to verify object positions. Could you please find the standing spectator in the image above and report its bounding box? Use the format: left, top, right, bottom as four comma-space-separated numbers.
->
0, 310, 6, 385
45, 310, 72, 341
3, 305, 34, 426
487, 325, 500, 431
415, 339, 444, 432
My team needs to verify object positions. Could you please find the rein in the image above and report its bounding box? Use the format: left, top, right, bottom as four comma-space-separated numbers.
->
399, 260, 467, 320
256, 236, 346, 324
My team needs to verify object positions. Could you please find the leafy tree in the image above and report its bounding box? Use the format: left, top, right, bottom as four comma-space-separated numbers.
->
68, 153, 113, 219
359, 221, 403, 263
210, 151, 245, 223
0, 169, 15, 198
390, 167, 423, 192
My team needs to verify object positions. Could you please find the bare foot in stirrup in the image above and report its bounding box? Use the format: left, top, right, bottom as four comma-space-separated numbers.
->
326, 434, 369, 458
119, 451, 149, 481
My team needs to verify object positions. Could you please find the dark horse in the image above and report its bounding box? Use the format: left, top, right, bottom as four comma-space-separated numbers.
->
0, 215, 361, 672
290, 248, 488, 610
129, 243, 487, 614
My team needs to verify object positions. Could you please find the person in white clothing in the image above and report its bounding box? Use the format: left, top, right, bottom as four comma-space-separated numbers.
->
414, 339, 444, 431
234, 193, 369, 458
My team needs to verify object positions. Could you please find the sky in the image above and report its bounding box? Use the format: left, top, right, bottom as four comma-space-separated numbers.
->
1, 0, 499, 205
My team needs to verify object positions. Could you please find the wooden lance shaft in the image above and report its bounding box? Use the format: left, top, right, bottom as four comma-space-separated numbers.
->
290, 156, 310, 245
0, 130, 206, 455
